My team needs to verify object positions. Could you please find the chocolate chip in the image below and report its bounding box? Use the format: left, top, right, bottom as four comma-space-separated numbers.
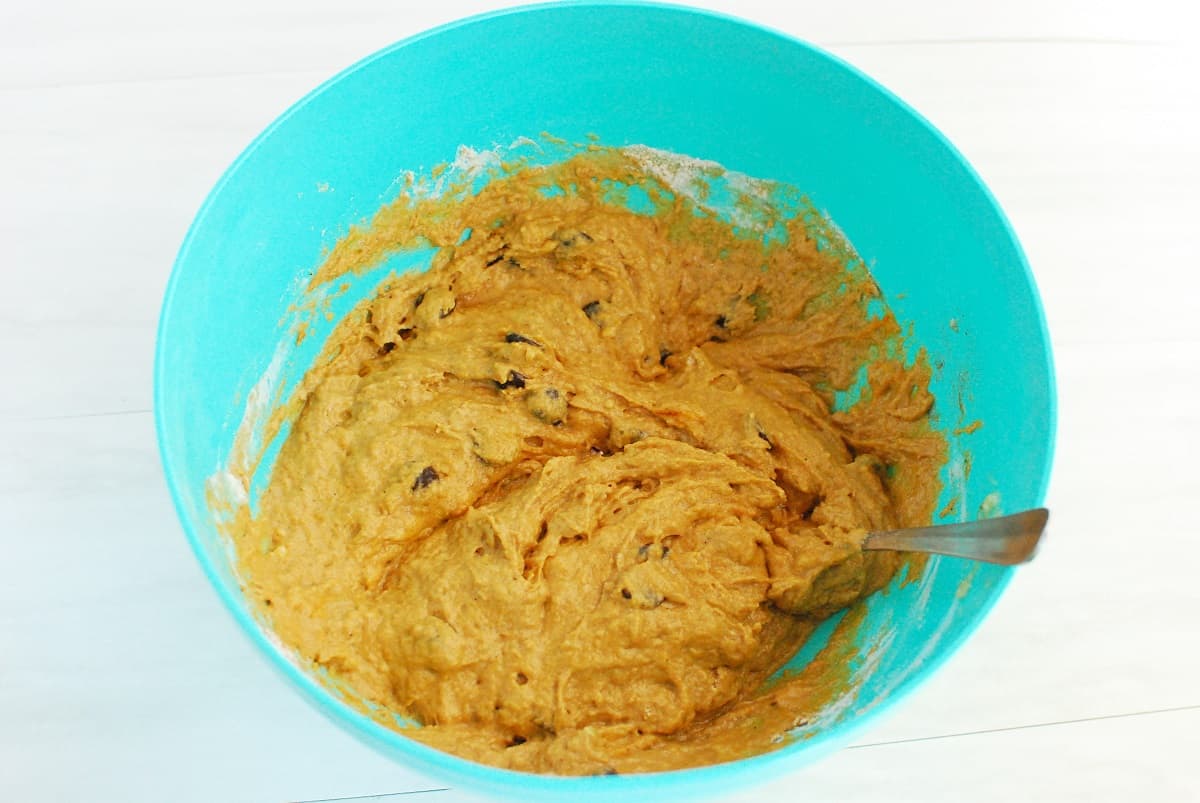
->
637, 544, 650, 560
485, 253, 506, 267
505, 332, 542, 347
556, 230, 594, 247
412, 466, 439, 491
377, 341, 396, 355
496, 371, 527, 390
658, 348, 672, 366
582, 300, 601, 319
397, 328, 415, 341
507, 735, 527, 747
620, 588, 632, 600
715, 314, 728, 329
757, 427, 774, 451
413, 291, 426, 308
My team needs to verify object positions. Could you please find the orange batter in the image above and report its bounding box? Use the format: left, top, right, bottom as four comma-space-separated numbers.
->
227, 147, 945, 774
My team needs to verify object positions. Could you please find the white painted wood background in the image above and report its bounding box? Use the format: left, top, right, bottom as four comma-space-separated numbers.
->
2, 1, 1197, 800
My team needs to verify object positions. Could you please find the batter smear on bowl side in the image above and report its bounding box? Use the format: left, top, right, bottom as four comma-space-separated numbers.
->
225, 146, 947, 774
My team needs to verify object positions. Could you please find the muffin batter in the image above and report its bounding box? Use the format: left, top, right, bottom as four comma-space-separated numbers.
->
229, 148, 946, 774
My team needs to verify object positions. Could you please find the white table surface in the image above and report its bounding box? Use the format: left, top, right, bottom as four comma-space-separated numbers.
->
3, 1, 1198, 800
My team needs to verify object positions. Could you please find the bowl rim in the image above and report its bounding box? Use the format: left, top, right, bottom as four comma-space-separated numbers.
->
154, 1, 1058, 796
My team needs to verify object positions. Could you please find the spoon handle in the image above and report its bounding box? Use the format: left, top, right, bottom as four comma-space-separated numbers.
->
862, 507, 1049, 565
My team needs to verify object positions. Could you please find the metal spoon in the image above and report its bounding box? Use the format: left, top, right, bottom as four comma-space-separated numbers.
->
862, 507, 1049, 565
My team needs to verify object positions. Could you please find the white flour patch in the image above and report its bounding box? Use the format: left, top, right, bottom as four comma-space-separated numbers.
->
624, 144, 778, 231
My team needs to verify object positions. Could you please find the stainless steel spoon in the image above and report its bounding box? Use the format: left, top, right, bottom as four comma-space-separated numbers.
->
862, 507, 1049, 565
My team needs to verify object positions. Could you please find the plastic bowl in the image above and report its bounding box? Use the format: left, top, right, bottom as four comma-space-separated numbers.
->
155, 3, 1055, 799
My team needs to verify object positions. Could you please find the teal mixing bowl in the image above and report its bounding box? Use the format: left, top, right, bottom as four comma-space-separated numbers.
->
155, 3, 1055, 798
